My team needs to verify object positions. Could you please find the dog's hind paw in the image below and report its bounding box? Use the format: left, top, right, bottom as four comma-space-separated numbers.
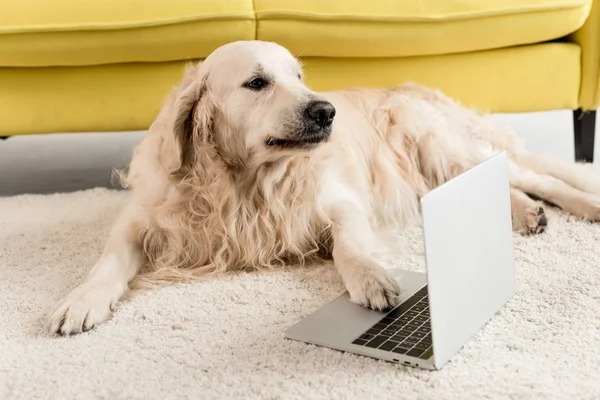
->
513, 206, 548, 235
345, 263, 401, 311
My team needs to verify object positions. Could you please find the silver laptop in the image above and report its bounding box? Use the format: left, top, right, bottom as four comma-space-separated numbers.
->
285, 151, 516, 370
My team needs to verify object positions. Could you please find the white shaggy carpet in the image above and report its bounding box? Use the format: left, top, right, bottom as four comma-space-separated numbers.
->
1, 188, 599, 400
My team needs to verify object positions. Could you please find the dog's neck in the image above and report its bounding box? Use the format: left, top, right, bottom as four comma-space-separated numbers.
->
161, 149, 331, 273
232, 154, 321, 206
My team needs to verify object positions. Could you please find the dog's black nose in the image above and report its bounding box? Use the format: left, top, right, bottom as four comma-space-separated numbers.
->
305, 101, 336, 128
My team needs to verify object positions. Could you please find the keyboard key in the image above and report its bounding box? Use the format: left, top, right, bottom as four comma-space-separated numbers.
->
405, 310, 419, 317
414, 342, 431, 351
414, 315, 428, 323
366, 328, 380, 335
352, 339, 368, 345
412, 331, 426, 339
359, 333, 375, 341
390, 321, 407, 329
391, 332, 409, 341
392, 347, 409, 354
395, 337, 410, 345
407, 321, 421, 330
391, 338, 408, 347
379, 340, 397, 351
380, 317, 395, 325
422, 335, 432, 344
417, 327, 431, 334
365, 336, 387, 348
391, 336, 406, 343
412, 345, 427, 352
373, 323, 387, 331
412, 305, 425, 312
398, 315, 412, 323
404, 336, 420, 344
407, 348, 424, 357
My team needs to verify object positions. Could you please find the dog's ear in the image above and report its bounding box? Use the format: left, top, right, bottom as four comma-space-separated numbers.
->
163, 72, 214, 174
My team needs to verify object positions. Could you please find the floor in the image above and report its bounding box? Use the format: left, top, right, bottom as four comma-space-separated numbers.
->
2, 187, 599, 399
0, 109, 596, 196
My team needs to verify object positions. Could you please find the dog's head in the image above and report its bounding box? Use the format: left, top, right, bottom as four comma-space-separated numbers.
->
168, 40, 335, 171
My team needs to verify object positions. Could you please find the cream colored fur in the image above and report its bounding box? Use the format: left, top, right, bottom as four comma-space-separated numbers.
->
49, 41, 600, 335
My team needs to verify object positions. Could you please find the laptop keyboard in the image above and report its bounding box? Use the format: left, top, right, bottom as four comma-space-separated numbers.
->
352, 286, 432, 359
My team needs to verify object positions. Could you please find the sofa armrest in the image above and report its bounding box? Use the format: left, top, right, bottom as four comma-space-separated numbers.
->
571, 0, 600, 110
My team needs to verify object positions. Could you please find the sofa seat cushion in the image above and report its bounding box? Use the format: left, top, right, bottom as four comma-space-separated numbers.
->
255, 0, 592, 57
0, 0, 255, 67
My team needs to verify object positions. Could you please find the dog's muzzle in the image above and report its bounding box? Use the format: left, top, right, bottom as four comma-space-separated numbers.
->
265, 100, 336, 148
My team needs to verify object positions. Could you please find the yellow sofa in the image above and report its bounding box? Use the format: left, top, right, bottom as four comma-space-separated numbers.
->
1, 0, 598, 160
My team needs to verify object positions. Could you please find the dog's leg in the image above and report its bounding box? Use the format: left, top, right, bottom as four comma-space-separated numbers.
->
329, 202, 401, 311
510, 164, 600, 222
510, 188, 548, 235
49, 202, 144, 335
518, 153, 600, 195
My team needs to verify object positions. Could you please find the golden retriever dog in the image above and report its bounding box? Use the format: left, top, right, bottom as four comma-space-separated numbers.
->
49, 40, 600, 335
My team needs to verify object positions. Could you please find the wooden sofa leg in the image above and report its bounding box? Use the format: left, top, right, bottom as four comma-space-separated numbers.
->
573, 109, 596, 163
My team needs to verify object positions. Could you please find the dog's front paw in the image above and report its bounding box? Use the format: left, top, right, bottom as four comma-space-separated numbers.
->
345, 264, 401, 311
49, 282, 121, 335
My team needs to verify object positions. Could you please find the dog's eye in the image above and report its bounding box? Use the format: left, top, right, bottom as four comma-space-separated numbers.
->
298, 74, 302, 80
245, 77, 267, 90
